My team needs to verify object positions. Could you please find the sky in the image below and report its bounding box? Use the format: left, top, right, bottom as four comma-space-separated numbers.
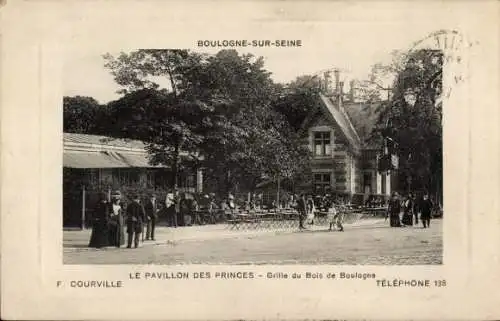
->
63, 20, 451, 104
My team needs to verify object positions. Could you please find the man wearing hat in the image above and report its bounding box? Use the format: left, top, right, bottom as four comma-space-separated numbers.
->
126, 194, 146, 248
145, 194, 159, 241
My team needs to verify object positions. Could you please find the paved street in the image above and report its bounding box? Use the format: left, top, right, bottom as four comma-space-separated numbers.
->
63, 218, 442, 265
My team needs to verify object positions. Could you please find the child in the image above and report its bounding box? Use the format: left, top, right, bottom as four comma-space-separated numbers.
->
327, 202, 344, 232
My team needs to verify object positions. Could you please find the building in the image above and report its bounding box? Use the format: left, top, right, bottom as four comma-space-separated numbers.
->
299, 72, 396, 203
63, 133, 203, 227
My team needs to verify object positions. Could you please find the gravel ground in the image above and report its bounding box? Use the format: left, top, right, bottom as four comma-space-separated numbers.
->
63, 218, 442, 265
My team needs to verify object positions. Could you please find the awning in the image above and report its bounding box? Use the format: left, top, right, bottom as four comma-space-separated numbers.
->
64, 151, 158, 168
110, 152, 157, 167
64, 151, 128, 168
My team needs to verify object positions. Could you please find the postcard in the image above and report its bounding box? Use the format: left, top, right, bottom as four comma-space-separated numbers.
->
1, 1, 499, 320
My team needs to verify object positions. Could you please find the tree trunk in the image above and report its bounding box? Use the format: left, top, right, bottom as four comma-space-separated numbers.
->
172, 143, 180, 192
165, 63, 178, 97
225, 169, 232, 194
276, 176, 281, 209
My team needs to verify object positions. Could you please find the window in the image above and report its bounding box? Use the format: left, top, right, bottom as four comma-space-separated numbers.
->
363, 172, 372, 195
314, 132, 331, 156
381, 172, 386, 194
313, 173, 332, 195
113, 169, 140, 186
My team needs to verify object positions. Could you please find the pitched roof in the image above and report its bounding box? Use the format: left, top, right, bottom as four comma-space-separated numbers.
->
64, 133, 146, 151
301, 95, 384, 151
343, 101, 384, 148
318, 94, 362, 151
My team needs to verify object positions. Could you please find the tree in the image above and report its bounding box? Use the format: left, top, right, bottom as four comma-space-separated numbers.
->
103, 50, 212, 193
273, 75, 322, 132
373, 49, 443, 199
63, 96, 104, 134
103, 49, 310, 198
191, 50, 305, 193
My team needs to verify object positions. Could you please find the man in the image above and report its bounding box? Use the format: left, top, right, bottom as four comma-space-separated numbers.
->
126, 194, 146, 248
145, 194, 158, 241
412, 193, 420, 225
420, 194, 433, 228
296, 194, 307, 229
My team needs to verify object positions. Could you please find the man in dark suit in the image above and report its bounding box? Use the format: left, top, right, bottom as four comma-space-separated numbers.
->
145, 194, 159, 241
296, 194, 307, 229
126, 194, 146, 248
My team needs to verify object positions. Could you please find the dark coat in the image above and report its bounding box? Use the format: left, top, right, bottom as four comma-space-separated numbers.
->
420, 199, 433, 219
89, 200, 110, 248
388, 198, 401, 227
108, 203, 125, 247
126, 201, 146, 234
144, 199, 158, 220
296, 198, 307, 215
388, 198, 401, 215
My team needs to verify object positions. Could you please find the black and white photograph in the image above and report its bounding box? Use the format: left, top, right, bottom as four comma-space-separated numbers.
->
63, 34, 445, 265
3, 1, 500, 320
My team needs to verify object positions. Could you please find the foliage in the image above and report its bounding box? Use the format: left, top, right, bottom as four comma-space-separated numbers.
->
273, 75, 322, 132
101, 49, 310, 194
371, 49, 443, 196
63, 96, 106, 134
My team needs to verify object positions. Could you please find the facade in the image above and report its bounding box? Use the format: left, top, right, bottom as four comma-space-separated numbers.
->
300, 78, 395, 203
63, 133, 202, 227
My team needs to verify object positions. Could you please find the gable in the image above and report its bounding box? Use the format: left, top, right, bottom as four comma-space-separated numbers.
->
318, 94, 362, 152
310, 112, 333, 128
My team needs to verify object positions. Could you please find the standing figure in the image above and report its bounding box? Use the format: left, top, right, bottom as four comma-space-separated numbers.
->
306, 195, 315, 225
108, 193, 125, 247
145, 194, 158, 241
296, 194, 307, 229
412, 194, 420, 225
327, 202, 339, 231
420, 194, 433, 228
191, 196, 201, 225
402, 194, 414, 226
387, 192, 402, 227
165, 192, 177, 228
126, 194, 146, 249
88, 192, 110, 248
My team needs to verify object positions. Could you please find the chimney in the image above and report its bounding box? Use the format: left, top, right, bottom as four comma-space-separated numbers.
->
334, 69, 340, 94
349, 80, 355, 102
333, 69, 345, 111
323, 71, 331, 94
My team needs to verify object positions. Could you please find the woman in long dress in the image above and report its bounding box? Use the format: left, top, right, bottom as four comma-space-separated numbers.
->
387, 192, 402, 227
88, 192, 110, 248
108, 195, 125, 247
401, 194, 414, 226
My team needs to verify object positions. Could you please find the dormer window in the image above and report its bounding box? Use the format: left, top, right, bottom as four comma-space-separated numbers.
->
314, 132, 331, 156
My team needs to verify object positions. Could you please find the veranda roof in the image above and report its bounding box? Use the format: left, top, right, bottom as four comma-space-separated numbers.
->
63, 151, 156, 168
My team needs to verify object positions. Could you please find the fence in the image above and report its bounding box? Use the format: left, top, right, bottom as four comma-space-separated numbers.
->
222, 206, 387, 231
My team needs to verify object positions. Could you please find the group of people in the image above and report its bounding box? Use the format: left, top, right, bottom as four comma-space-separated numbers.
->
294, 194, 345, 232
386, 192, 434, 228
88, 191, 159, 249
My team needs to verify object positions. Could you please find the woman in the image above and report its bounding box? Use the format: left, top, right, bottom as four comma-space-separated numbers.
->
88, 192, 110, 248
387, 192, 402, 227
108, 193, 125, 247
306, 195, 315, 225
420, 194, 433, 228
401, 194, 414, 226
